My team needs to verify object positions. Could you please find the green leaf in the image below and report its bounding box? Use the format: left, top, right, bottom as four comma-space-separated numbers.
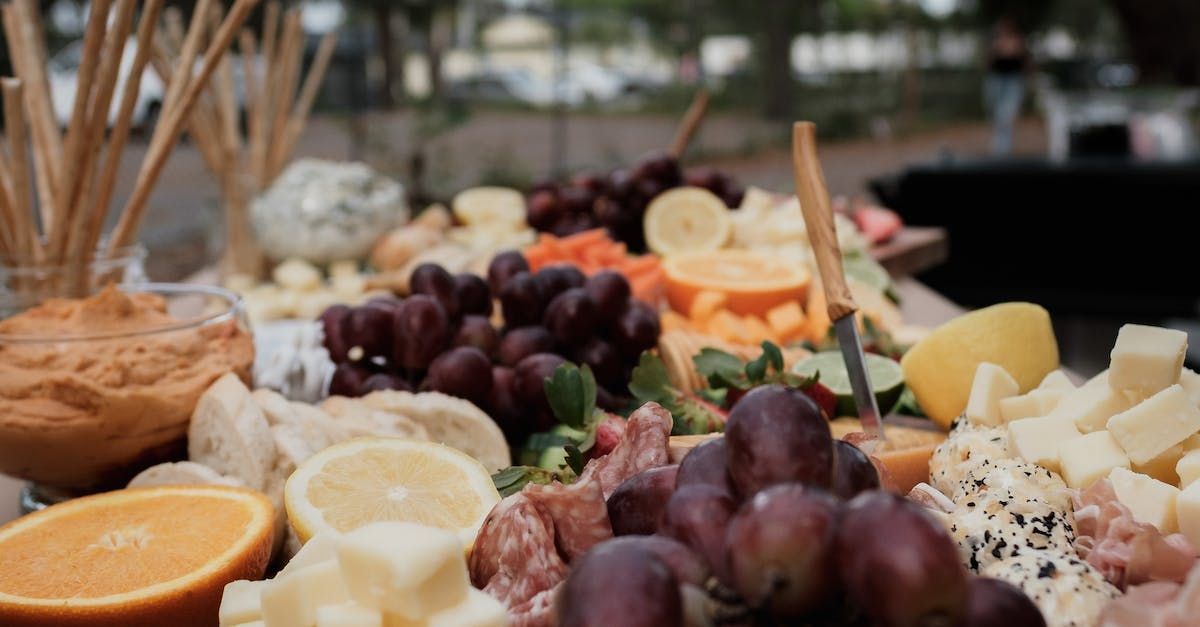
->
544, 364, 597, 429
744, 340, 785, 383
629, 352, 673, 404
697, 387, 728, 406
523, 432, 574, 451
693, 348, 745, 389
491, 466, 556, 497
564, 445, 585, 476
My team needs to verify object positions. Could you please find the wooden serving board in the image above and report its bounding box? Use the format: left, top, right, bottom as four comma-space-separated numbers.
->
870, 226, 948, 278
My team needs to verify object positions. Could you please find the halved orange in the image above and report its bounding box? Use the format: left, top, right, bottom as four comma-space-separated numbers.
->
0, 485, 274, 627
662, 249, 811, 318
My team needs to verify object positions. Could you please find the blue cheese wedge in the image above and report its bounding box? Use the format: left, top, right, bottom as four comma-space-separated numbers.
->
930, 424, 1012, 495
982, 550, 1118, 627
946, 497, 1075, 572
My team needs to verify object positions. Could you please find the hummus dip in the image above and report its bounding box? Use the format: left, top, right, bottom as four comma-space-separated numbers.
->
0, 285, 253, 489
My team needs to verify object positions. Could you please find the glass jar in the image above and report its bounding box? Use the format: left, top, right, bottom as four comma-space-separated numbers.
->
0, 244, 148, 318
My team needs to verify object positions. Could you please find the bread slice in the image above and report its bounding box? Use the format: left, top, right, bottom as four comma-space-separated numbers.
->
359, 391, 510, 472
127, 461, 244, 489
188, 373, 275, 491
319, 395, 431, 441
264, 423, 317, 559
252, 388, 297, 426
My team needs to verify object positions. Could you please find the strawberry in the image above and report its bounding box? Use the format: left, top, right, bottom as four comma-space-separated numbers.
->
589, 413, 626, 459
802, 382, 838, 420
853, 206, 902, 245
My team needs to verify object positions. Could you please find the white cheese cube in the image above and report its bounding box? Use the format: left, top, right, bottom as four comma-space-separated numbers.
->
426, 589, 508, 627
1038, 370, 1076, 391
1178, 450, 1200, 488
1058, 431, 1130, 489
1050, 376, 1140, 433
998, 390, 1066, 423
1178, 481, 1200, 548
279, 531, 340, 579
1008, 415, 1082, 472
316, 602, 383, 627
1107, 385, 1200, 465
329, 260, 360, 280
262, 561, 349, 627
1108, 467, 1180, 533
965, 362, 1020, 427
1109, 324, 1187, 395
337, 522, 468, 619
220, 580, 268, 627
1180, 368, 1200, 408
1133, 444, 1184, 485
274, 258, 324, 292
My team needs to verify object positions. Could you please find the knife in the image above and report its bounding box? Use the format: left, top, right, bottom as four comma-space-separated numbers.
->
791, 122, 885, 443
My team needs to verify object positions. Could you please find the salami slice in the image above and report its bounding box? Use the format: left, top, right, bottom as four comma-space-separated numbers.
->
579, 402, 672, 499
527, 476, 613, 562
471, 493, 570, 608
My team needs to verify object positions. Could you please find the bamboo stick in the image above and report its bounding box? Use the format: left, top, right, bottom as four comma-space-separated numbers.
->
12, 0, 63, 184
276, 32, 337, 177
669, 88, 710, 159
239, 29, 261, 168
108, 0, 263, 253
3, 3, 59, 234
82, 0, 166, 263
160, 0, 213, 120
209, 5, 242, 164
2, 79, 37, 263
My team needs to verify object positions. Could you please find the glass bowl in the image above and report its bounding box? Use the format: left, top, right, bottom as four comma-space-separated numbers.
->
0, 283, 253, 511
0, 244, 148, 318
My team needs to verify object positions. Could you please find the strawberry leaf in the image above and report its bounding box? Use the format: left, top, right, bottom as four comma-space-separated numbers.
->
544, 363, 597, 430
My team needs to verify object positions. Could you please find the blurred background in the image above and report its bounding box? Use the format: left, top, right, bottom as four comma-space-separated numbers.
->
6, 0, 1199, 372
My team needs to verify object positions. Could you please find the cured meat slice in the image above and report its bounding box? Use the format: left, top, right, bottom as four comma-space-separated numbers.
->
507, 584, 560, 627
578, 402, 672, 499
526, 476, 613, 562
1099, 563, 1200, 627
470, 493, 569, 608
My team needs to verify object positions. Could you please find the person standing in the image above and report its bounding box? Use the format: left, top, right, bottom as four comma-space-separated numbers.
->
984, 18, 1030, 155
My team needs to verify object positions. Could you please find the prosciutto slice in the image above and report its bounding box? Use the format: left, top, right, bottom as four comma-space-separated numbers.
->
469, 402, 673, 627
1099, 562, 1200, 627
1073, 479, 1198, 588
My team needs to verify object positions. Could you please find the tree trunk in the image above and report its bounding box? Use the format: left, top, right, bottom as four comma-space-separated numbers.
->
1109, 0, 1200, 85
761, 0, 795, 120
373, 3, 396, 107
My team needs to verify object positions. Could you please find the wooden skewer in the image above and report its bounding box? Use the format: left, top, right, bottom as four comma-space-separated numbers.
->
82, 0, 166, 263
276, 32, 337, 177
669, 88, 710, 159
3, 2, 59, 233
209, 4, 242, 166
160, 0, 212, 122
2, 79, 37, 263
108, 0, 263, 253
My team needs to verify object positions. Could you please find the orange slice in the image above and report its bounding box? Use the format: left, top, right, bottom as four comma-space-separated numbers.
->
663, 249, 811, 318
0, 485, 274, 627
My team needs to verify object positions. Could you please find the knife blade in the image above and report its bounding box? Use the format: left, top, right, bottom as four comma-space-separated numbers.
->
791, 122, 885, 442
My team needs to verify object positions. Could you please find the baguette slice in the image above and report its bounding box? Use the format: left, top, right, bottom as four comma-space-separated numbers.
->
319, 395, 431, 441
127, 461, 244, 489
189, 373, 275, 491
359, 391, 510, 472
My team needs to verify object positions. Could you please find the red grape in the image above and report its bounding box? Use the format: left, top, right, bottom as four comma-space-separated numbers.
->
584, 271, 631, 320
610, 301, 661, 358
515, 353, 567, 428
422, 346, 493, 409
724, 384, 833, 497
659, 484, 737, 580
571, 172, 609, 195
409, 263, 461, 321
526, 189, 562, 231
360, 373, 412, 394
837, 491, 969, 627
535, 266, 584, 300
488, 366, 526, 445
606, 465, 679, 536
676, 437, 736, 496
392, 295, 451, 370
596, 535, 709, 587
453, 315, 499, 356
487, 250, 530, 295
344, 305, 394, 359
634, 152, 681, 186
557, 539, 682, 627
559, 186, 594, 215
831, 439, 880, 500
329, 362, 371, 396
497, 326, 555, 367
572, 338, 623, 388
543, 288, 598, 348
453, 273, 492, 316
499, 272, 546, 328
320, 304, 351, 363
724, 484, 840, 617
723, 183, 745, 209
965, 577, 1045, 627
608, 168, 635, 200
685, 167, 726, 196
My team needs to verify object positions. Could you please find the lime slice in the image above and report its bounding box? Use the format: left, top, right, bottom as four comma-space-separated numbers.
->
792, 351, 905, 417
842, 254, 891, 294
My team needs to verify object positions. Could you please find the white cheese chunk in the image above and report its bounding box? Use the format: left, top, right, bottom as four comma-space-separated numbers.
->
1050, 376, 1139, 433
279, 531, 340, 579
1058, 431, 1129, 489
999, 390, 1066, 423
1108, 324, 1187, 395
315, 602, 383, 627
965, 362, 1020, 427
220, 580, 268, 627
1107, 385, 1200, 465
1108, 467, 1180, 533
425, 589, 508, 627
262, 561, 349, 627
337, 522, 468, 619
1037, 370, 1076, 391
1133, 444, 1184, 485
1008, 415, 1082, 472
1179, 368, 1200, 408
1178, 450, 1200, 488
1178, 481, 1200, 548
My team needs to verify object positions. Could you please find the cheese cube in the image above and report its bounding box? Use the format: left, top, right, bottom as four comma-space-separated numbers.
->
1133, 444, 1184, 485
279, 531, 340, 579
273, 258, 323, 292
220, 580, 268, 627
1050, 377, 1139, 433
998, 390, 1066, 423
1177, 481, 1200, 548
316, 602, 383, 627
1058, 431, 1129, 489
1038, 370, 1076, 391
337, 522, 468, 619
1178, 450, 1200, 488
262, 561, 349, 627
1180, 368, 1200, 408
1107, 385, 1200, 465
1109, 324, 1187, 395
426, 589, 508, 627
235, 622, 266, 627
1008, 415, 1082, 472
1109, 467, 1180, 533
965, 362, 1020, 427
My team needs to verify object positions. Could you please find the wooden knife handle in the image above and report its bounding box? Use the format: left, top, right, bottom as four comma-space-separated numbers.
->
792, 122, 858, 322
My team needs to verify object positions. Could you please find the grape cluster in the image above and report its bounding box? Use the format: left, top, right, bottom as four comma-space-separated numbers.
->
320, 254, 659, 447
526, 152, 745, 252
559, 384, 1044, 627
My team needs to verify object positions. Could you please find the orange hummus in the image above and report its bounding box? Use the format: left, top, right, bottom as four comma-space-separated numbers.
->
0, 285, 253, 490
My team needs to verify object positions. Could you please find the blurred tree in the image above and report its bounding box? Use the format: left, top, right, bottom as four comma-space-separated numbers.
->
1109, 0, 1200, 85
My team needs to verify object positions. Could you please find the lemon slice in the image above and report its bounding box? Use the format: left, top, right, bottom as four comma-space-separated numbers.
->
644, 187, 732, 256
284, 437, 500, 547
452, 187, 527, 229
